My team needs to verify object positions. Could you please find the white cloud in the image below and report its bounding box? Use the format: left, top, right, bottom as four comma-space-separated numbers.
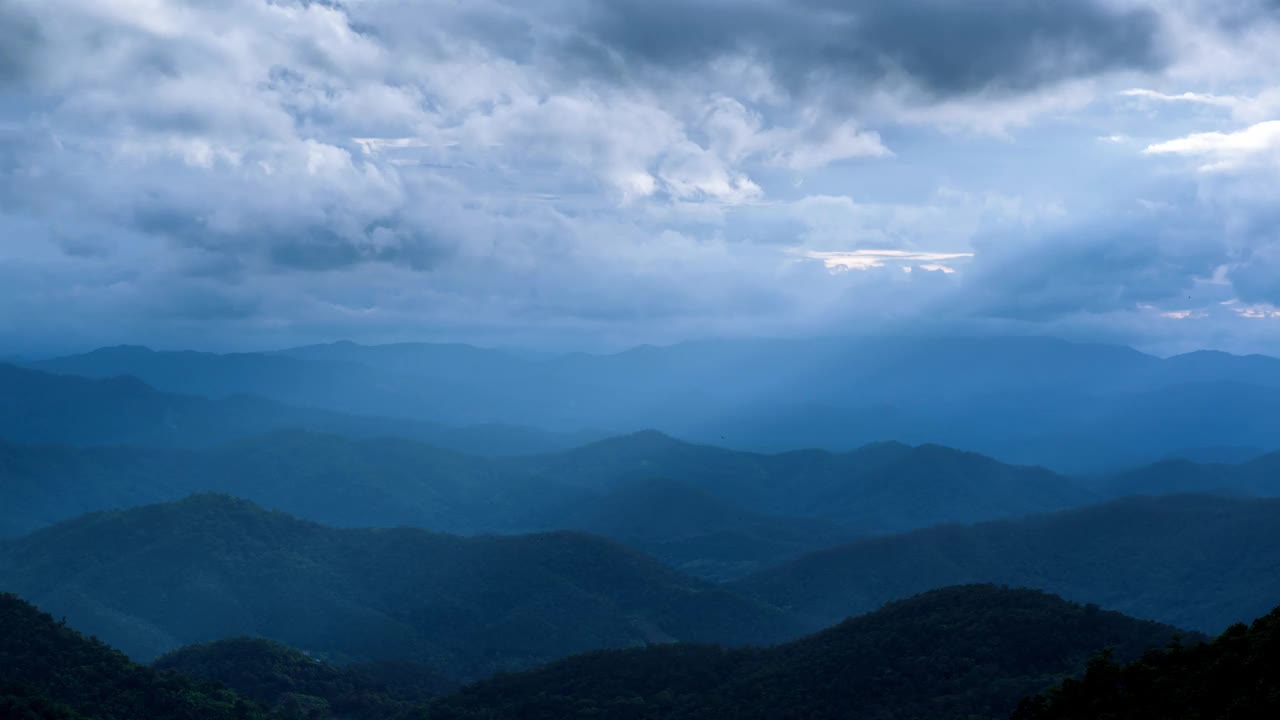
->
1121, 86, 1280, 124
1234, 303, 1280, 319
798, 249, 975, 273
1144, 120, 1280, 170
1121, 88, 1241, 109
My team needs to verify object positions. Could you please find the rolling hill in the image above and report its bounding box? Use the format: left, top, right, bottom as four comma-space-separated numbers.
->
153, 637, 453, 720
0, 592, 266, 720
523, 430, 1092, 534
737, 494, 1280, 634
0, 495, 798, 678
0, 428, 1098, 578
0, 432, 546, 537
1013, 605, 1280, 720
524, 477, 859, 580
426, 585, 1188, 720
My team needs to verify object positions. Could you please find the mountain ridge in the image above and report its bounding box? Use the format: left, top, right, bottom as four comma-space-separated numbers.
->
0, 494, 798, 677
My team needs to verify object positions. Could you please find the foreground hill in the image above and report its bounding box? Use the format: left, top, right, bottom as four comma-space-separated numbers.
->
738, 494, 1280, 634
426, 585, 1186, 720
0, 495, 797, 677
154, 637, 453, 720
1015, 604, 1280, 720
0, 593, 265, 720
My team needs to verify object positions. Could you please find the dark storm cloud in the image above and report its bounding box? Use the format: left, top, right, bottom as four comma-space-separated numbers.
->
568, 0, 1166, 97
267, 227, 446, 273
965, 217, 1227, 322
0, 1, 42, 89
135, 212, 448, 274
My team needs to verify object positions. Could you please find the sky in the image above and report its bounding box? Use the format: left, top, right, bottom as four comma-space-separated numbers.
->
2, 0, 1280, 356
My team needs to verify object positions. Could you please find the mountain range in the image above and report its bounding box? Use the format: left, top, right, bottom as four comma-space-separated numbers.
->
737, 494, 1280, 634
425, 585, 1187, 720
0, 362, 596, 456
0, 495, 797, 677
24, 336, 1280, 472
3, 491, 1279, 677
6, 383, 1280, 580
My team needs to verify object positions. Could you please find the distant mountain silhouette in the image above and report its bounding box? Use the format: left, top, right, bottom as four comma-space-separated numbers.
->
0, 496, 798, 677
0, 362, 596, 455
427, 585, 1187, 720
737, 494, 1280, 634
1105, 452, 1280, 497
29, 335, 1280, 471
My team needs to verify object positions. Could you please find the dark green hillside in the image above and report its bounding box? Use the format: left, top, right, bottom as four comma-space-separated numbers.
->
425, 585, 1185, 720
154, 637, 454, 720
1015, 604, 1280, 720
0, 593, 266, 720
738, 494, 1280, 634
0, 495, 797, 677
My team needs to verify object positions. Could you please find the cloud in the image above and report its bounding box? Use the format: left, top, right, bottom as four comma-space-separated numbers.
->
960, 212, 1229, 322
1121, 88, 1241, 109
1145, 120, 1280, 170
1126, 85, 1280, 122
2, 0, 1280, 356
799, 249, 974, 273
569, 0, 1165, 99
0, 1, 41, 89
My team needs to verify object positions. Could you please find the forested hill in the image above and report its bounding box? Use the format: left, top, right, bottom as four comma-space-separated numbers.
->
0, 428, 1090, 560
0, 593, 266, 720
0, 427, 1094, 580
1015, 604, 1280, 719
424, 585, 1188, 720
0, 495, 797, 677
153, 637, 455, 720
736, 494, 1280, 634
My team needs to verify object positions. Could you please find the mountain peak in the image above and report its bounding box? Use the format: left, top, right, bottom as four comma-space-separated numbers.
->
581, 429, 689, 453
88, 344, 157, 355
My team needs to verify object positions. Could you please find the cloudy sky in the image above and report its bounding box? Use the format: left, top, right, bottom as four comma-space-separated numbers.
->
3, 0, 1280, 355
